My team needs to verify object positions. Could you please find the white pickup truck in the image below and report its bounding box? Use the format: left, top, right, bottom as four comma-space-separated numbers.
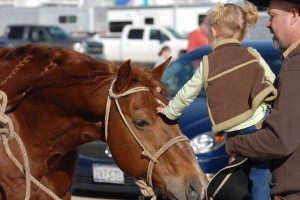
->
92, 25, 188, 66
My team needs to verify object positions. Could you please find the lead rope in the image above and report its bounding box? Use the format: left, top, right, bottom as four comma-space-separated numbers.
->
104, 80, 189, 200
0, 91, 62, 200
0, 92, 31, 200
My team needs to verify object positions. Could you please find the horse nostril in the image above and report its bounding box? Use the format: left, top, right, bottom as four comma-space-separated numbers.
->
187, 180, 199, 200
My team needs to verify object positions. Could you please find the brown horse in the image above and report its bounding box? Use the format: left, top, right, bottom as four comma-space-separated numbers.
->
0, 44, 207, 200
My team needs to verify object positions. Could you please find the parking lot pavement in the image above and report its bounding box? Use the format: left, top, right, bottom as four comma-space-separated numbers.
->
72, 196, 128, 200
72, 196, 101, 200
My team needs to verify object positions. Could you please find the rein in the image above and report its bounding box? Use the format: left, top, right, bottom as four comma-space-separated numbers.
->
0, 91, 62, 200
0, 55, 62, 199
0, 55, 66, 199
105, 79, 189, 200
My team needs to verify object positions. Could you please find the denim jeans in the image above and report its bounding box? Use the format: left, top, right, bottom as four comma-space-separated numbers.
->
226, 109, 271, 200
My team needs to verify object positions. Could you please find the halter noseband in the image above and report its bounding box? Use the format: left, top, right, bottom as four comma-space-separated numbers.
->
104, 79, 189, 199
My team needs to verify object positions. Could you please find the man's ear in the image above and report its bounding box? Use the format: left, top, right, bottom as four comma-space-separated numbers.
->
290, 7, 300, 25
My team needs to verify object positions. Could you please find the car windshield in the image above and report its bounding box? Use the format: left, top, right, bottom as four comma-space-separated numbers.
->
162, 41, 282, 99
46, 26, 71, 39
162, 46, 210, 98
166, 27, 185, 39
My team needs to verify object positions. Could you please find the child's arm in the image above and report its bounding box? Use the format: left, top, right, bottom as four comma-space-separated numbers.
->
252, 48, 276, 83
157, 62, 205, 119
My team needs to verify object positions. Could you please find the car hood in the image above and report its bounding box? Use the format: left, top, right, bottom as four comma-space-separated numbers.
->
178, 97, 211, 139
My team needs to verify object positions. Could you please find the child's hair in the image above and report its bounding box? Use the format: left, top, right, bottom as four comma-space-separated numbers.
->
207, 0, 259, 41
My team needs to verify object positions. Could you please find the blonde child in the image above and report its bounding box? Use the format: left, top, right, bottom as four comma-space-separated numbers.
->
156, 1, 277, 200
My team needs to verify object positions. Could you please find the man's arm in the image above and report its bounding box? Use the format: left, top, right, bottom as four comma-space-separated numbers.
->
226, 71, 300, 160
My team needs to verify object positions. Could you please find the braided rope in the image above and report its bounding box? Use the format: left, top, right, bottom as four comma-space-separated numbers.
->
0, 56, 33, 87
104, 79, 190, 199
134, 178, 157, 200
0, 91, 62, 200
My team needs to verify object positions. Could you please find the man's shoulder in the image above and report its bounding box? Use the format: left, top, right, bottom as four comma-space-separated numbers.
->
287, 45, 300, 61
282, 48, 300, 73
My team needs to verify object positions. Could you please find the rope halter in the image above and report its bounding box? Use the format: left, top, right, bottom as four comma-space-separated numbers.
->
104, 79, 189, 200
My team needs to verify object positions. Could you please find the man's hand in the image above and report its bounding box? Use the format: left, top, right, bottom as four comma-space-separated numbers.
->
225, 136, 236, 160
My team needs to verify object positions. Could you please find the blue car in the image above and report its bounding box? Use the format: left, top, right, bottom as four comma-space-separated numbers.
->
72, 40, 282, 198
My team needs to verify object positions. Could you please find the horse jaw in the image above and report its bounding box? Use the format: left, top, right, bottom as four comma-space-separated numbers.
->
152, 148, 208, 200
157, 173, 207, 200
163, 175, 208, 200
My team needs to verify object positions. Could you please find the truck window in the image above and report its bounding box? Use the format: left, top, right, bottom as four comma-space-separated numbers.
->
150, 29, 169, 42
166, 27, 185, 39
46, 26, 70, 39
128, 29, 144, 39
29, 27, 46, 41
7, 27, 24, 39
109, 21, 132, 33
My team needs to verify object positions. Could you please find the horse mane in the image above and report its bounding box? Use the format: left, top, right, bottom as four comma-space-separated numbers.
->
0, 44, 166, 96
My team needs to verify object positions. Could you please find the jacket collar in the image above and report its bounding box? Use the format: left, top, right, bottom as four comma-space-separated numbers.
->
282, 38, 300, 59
211, 38, 241, 50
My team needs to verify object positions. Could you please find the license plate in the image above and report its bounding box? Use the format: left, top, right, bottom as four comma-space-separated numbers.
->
92, 164, 125, 184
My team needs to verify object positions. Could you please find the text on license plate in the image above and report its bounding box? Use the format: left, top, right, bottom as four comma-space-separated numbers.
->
92, 164, 125, 184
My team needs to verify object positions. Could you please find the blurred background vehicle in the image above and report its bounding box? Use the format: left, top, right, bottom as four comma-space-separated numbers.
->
2, 24, 104, 60
92, 24, 187, 66
72, 40, 282, 199
0, 39, 13, 47
72, 141, 141, 199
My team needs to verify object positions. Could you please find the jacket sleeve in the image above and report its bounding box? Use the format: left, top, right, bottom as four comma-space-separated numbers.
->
164, 62, 204, 120
250, 48, 276, 83
256, 49, 276, 83
226, 70, 300, 160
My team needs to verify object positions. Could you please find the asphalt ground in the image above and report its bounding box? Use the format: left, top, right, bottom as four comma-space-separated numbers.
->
72, 195, 131, 200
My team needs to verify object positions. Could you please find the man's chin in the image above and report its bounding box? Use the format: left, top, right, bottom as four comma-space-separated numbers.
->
272, 37, 283, 51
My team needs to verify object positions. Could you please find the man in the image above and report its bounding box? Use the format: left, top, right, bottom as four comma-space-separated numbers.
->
187, 15, 208, 52
226, 0, 300, 199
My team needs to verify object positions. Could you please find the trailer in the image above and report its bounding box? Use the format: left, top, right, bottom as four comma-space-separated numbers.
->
106, 3, 272, 40
0, 6, 107, 36
0, 3, 272, 40
106, 3, 213, 37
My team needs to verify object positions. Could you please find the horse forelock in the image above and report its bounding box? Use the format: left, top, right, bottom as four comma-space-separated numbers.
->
131, 65, 167, 97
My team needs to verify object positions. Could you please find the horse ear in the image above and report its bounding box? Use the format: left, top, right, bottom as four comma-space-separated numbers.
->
115, 59, 132, 92
152, 56, 172, 80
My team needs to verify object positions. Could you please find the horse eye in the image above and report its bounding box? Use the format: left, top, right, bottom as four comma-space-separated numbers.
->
133, 119, 151, 129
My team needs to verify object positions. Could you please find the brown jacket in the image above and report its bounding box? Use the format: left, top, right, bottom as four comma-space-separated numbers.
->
226, 44, 300, 199
203, 42, 277, 134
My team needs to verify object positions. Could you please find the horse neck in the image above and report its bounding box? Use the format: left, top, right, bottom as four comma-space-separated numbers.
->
12, 83, 108, 157
0, 57, 41, 100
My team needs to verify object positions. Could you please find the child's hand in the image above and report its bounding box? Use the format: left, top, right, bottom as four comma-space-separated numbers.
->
156, 106, 165, 115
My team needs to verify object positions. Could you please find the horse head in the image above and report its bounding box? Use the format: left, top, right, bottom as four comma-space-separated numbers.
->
105, 57, 208, 199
